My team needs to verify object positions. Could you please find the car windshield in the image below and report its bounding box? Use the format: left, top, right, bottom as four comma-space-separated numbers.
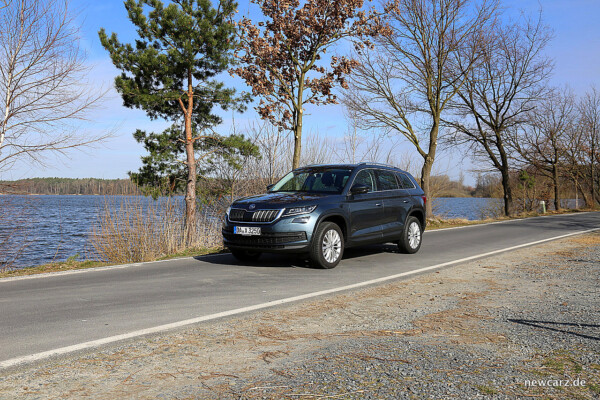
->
270, 167, 353, 194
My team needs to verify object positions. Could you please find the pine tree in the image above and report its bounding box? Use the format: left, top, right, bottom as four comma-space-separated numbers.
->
99, 0, 248, 243
129, 124, 258, 199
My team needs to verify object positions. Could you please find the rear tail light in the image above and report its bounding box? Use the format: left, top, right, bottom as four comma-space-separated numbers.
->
421, 196, 427, 206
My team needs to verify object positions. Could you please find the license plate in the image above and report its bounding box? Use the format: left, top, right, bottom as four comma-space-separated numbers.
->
234, 226, 261, 236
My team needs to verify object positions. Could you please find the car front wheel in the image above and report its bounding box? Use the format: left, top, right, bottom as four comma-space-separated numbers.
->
310, 222, 344, 269
398, 216, 422, 254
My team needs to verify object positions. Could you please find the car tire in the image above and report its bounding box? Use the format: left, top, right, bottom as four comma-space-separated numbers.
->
398, 216, 422, 254
310, 222, 344, 269
230, 249, 262, 262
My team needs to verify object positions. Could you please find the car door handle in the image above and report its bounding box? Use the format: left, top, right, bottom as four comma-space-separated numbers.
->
375, 203, 382, 207
402, 200, 410, 203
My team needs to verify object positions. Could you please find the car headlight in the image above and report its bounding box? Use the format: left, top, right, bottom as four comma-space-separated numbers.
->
283, 205, 317, 216
225, 206, 231, 217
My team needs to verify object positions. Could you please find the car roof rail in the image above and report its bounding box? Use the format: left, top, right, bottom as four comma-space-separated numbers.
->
357, 162, 396, 168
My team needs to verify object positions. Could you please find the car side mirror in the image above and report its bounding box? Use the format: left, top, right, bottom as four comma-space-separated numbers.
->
350, 184, 369, 195
266, 184, 274, 191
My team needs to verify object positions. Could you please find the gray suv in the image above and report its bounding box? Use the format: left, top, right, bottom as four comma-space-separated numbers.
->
222, 163, 426, 268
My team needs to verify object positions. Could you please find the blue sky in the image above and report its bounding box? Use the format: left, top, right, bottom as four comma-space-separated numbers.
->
3, 0, 600, 184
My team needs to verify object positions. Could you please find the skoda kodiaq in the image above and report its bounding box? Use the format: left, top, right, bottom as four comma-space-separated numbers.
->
222, 163, 426, 268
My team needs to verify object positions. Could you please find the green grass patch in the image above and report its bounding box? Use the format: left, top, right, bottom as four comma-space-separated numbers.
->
0, 255, 107, 279
474, 384, 498, 395
157, 246, 224, 261
543, 358, 566, 373
589, 383, 600, 395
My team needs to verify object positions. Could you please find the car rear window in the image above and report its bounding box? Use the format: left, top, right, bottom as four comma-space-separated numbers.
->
396, 172, 416, 189
376, 170, 400, 191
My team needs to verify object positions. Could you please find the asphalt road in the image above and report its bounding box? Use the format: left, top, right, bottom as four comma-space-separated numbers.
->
1, 212, 599, 368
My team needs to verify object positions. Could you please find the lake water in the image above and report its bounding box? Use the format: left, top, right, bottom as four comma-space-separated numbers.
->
0, 195, 571, 269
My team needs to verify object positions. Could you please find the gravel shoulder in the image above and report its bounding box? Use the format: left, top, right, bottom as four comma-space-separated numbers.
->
1, 233, 599, 399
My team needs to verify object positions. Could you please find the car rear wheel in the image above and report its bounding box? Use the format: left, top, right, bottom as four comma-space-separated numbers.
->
310, 222, 344, 269
398, 216, 422, 254
230, 249, 262, 262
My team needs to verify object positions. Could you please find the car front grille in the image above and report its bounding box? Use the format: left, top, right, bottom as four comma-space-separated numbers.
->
228, 208, 280, 223
222, 229, 307, 248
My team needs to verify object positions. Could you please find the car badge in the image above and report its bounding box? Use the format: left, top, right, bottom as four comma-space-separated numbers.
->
249, 204, 256, 210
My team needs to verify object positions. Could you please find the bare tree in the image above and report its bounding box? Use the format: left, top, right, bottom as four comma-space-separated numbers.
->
344, 0, 498, 216
511, 88, 575, 211
446, 11, 553, 216
0, 0, 106, 171
563, 118, 592, 207
245, 121, 292, 185
580, 86, 600, 207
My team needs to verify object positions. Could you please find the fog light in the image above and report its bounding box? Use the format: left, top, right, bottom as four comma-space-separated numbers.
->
292, 216, 310, 224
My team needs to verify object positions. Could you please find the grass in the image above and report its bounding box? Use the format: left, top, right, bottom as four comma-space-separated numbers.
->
474, 384, 498, 395
0, 247, 220, 279
426, 206, 596, 230
0, 255, 107, 279
90, 197, 222, 264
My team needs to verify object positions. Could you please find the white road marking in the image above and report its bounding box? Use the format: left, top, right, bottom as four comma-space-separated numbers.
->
1, 227, 597, 370
1, 211, 594, 283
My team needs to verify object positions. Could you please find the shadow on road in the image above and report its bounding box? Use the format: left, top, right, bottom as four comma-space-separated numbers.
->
508, 319, 600, 341
195, 243, 400, 269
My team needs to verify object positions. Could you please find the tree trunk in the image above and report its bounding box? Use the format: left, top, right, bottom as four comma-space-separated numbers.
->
500, 168, 514, 217
291, 81, 305, 170
184, 121, 196, 246
183, 71, 196, 246
552, 163, 560, 211
292, 114, 302, 169
420, 120, 439, 217
592, 138, 597, 207
420, 157, 433, 217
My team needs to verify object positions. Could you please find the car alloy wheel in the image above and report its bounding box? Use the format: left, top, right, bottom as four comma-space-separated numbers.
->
321, 228, 342, 263
398, 216, 422, 254
310, 221, 344, 269
407, 221, 421, 249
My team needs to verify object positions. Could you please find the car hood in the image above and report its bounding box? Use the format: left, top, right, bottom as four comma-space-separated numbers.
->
232, 192, 335, 209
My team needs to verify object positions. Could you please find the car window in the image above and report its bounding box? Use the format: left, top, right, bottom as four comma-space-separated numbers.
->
376, 170, 400, 191
396, 172, 416, 189
271, 168, 352, 193
353, 169, 376, 192
311, 170, 351, 192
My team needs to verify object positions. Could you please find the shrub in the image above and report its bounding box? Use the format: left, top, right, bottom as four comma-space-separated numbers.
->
90, 196, 221, 264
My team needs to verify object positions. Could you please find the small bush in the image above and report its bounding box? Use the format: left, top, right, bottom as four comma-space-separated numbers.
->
90, 197, 221, 264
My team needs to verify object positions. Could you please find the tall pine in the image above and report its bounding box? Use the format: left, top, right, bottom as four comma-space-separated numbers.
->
99, 0, 245, 243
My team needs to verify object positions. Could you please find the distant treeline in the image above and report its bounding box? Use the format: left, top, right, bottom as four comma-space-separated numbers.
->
0, 178, 141, 195
1, 175, 501, 198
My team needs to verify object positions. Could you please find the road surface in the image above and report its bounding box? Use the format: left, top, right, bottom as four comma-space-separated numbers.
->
1, 212, 598, 368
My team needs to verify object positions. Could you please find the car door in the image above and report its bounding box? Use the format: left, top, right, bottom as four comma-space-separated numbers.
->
375, 169, 409, 239
345, 169, 384, 244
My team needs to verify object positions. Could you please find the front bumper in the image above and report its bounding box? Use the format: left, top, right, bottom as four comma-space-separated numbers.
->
222, 214, 315, 253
